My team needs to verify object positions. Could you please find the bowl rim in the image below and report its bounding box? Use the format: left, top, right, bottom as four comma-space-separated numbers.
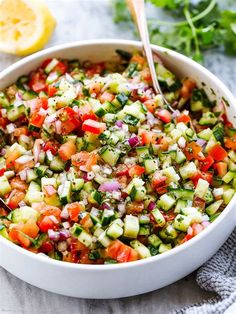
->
0, 39, 236, 271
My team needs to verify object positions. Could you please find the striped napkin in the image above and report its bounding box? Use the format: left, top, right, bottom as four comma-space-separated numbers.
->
176, 228, 236, 314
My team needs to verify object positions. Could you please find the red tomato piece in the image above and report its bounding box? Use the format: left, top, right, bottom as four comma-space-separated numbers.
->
115, 164, 129, 177
0, 168, 5, 176
156, 109, 172, 123
82, 119, 106, 135
143, 99, 157, 113
200, 155, 214, 172
128, 165, 145, 177
208, 144, 228, 161
29, 71, 47, 93
184, 142, 203, 161
67, 202, 83, 222
85, 62, 105, 77
214, 162, 228, 178
7, 190, 25, 209
38, 216, 56, 233
99, 91, 115, 103
58, 140, 77, 161
225, 137, 236, 150
191, 171, 213, 187
47, 85, 58, 97
140, 129, 158, 145
176, 114, 191, 124
43, 141, 59, 155
29, 112, 46, 128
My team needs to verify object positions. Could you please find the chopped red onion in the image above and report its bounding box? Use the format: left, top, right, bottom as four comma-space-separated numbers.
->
48, 215, 59, 224
202, 221, 211, 228
65, 73, 74, 83
115, 120, 123, 128
0, 148, 6, 156
187, 226, 193, 235
147, 201, 156, 211
100, 202, 111, 210
44, 185, 57, 196
57, 240, 68, 252
82, 172, 91, 181
55, 120, 62, 134
172, 110, 181, 118
15, 91, 23, 101
33, 139, 43, 163
196, 139, 206, 147
62, 221, 71, 229
99, 181, 120, 192
1, 108, 7, 118
128, 136, 139, 148
59, 229, 71, 240
6, 123, 16, 134
48, 229, 60, 241
60, 207, 69, 219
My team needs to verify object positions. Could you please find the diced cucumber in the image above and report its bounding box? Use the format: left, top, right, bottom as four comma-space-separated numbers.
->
223, 189, 235, 205
139, 214, 150, 224
206, 200, 223, 216
148, 234, 162, 248
71, 178, 84, 191
0, 225, 9, 239
90, 98, 106, 117
25, 181, 44, 204
130, 186, 146, 202
70, 224, 93, 247
144, 159, 158, 174
157, 194, 175, 211
169, 188, 194, 200
26, 169, 38, 183
197, 128, 213, 141
98, 231, 112, 247
130, 240, 151, 259
44, 194, 61, 207
162, 166, 180, 183
41, 177, 57, 188
50, 156, 65, 172
101, 209, 115, 226
173, 214, 192, 232
176, 150, 186, 164
159, 224, 178, 239
100, 146, 120, 166
222, 171, 236, 184
174, 199, 188, 213
0, 92, 9, 108
179, 162, 197, 179
151, 208, 166, 227
123, 215, 139, 238
89, 190, 102, 205
106, 223, 123, 239
199, 112, 217, 126
12, 206, 39, 223
7, 104, 25, 121
45, 58, 59, 74
59, 181, 71, 205
195, 179, 209, 198
0, 176, 12, 197
159, 243, 172, 253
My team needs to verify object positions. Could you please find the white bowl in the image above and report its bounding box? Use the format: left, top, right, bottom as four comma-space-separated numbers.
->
0, 40, 235, 299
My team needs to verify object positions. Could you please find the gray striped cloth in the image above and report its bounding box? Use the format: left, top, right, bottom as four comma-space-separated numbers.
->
176, 228, 236, 314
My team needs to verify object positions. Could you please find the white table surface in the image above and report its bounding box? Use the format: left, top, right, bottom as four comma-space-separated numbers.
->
0, 1, 235, 313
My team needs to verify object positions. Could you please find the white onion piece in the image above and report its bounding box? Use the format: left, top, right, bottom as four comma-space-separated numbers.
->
1, 109, 7, 118
60, 207, 69, 219
19, 169, 27, 181
15, 155, 34, 164
33, 139, 43, 163
55, 120, 62, 134
62, 221, 71, 229
6, 123, 16, 133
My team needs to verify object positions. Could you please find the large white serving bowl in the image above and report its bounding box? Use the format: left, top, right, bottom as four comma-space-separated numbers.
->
0, 40, 236, 299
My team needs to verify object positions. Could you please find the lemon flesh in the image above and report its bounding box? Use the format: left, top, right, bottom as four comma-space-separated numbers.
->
0, 0, 56, 56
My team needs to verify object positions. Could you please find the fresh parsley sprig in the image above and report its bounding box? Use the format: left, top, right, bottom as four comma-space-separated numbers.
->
112, 0, 236, 62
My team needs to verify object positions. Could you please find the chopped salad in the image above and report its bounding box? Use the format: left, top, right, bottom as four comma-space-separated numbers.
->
0, 50, 235, 264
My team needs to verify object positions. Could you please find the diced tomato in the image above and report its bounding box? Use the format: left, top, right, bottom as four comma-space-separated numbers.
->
176, 114, 191, 124
0, 168, 5, 176
0, 116, 8, 128
180, 78, 196, 99
181, 233, 193, 244
115, 164, 129, 177
131, 55, 145, 65
156, 109, 172, 123
200, 155, 214, 172
29, 112, 46, 128
151, 171, 167, 189
71, 151, 98, 172
6, 149, 21, 169
80, 214, 93, 230
99, 91, 115, 103
126, 202, 144, 214
214, 162, 227, 177
38, 216, 56, 233
40, 241, 53, 253
191, 171, 213, 187
40, 205, 61, 220
221, 113, 233, 128
85, 62, 105, 77
155, 184, 168, 195
43, 185, 57, 197
67, 202, 83, 222
9, 224, 23, 242
82, 119, 106, 135
43, 141, 59, 155
192, 223, 204, 236
184, 141, 203, 161
26, 97, 47, 113
140, 129, 158, 145
13, 127, 28, 137
77, 102, 97, 122
53, 61, 68, 75
7, 189, 25, 209
208, 144, 228, 161
143, 99, 157, 113
58, 140, 77, 161
57, 107, 81, 135
89, 82, 101, 95
128, 165, 145, 177
29, 71, 47, 93
47, 85, 58, 97
106, 240, 139, 263
162, 211, 176, 222
193, 196, 206, 210
41, 58, 52, 69
10, 177, 28, 191
157, 137, 169, 151
22, 220, 39, 239
70, 238, 87, 253
141, 68, 152, 83
225, 137, 236, 150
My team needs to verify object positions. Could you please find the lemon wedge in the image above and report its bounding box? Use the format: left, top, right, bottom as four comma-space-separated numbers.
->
0, 0, 56, 56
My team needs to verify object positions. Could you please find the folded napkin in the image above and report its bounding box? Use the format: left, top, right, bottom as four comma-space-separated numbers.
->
176, 228, 236, 314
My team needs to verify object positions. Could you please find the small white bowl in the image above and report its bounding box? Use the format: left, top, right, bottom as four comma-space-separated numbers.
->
0, 40, 235, 299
